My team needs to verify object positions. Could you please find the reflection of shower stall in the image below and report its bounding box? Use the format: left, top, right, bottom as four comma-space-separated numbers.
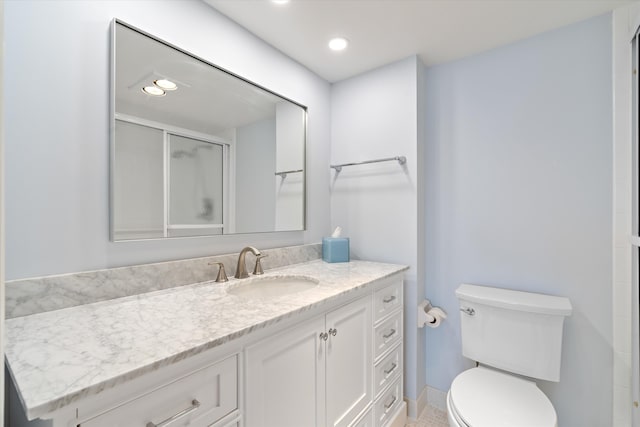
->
167, 134, 225, 238
171, 145, 214, 220
113, 117, 229, 240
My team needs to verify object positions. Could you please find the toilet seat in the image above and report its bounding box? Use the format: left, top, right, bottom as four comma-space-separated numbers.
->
448, 366, 557, 427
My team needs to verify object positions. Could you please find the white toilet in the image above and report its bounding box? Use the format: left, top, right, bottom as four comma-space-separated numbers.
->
447, 283, 572, 427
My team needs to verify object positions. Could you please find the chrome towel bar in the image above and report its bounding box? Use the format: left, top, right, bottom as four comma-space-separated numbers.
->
274, 169, 303, 178
330, 156, 406, 173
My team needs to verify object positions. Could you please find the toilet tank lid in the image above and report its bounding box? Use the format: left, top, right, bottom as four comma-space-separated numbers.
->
456, 284, 572, 316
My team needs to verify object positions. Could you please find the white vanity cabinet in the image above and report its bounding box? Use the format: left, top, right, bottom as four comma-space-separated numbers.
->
244, 275, 405, 427
245, 295, 372, 427
7, 264, 407, 427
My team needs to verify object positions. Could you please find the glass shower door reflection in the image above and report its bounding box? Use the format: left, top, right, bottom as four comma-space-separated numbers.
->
168, 134, 224, 237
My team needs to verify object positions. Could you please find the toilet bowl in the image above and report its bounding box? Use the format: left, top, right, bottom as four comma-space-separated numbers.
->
446, 366, 557, 427
449, 284, 572, 427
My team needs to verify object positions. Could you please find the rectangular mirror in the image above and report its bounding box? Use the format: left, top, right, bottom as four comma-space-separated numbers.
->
111, 20, 307, 241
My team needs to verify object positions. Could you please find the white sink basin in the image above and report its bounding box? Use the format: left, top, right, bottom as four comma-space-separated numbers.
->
227, 275, 319, 299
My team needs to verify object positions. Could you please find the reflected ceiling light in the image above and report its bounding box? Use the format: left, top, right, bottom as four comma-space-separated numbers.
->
328, 37, 349, 51
153, 79, 178, 91
141, 85, 165, 96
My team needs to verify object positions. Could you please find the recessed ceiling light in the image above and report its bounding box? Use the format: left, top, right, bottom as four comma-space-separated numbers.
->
272, 0, 290, 5
142, 86, 165, 96
328, 37, 349, 51
154, 79, 177, 91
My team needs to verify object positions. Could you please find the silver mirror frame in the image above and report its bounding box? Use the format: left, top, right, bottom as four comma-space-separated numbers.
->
109, 18, 307, 241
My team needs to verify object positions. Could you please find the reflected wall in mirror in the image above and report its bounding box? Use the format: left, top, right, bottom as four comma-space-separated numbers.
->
111, 20, 307, 241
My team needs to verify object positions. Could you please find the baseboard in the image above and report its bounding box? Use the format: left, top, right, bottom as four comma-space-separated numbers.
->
405, 385, 427, 419
387, 401, 407, 427
426, 385, 447, 412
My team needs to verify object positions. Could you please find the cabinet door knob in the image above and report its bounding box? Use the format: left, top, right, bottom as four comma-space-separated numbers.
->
319, 332, 328, 341
329, 328, 338, 337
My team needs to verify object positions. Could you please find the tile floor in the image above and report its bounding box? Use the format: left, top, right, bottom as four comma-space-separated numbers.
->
405, 405, 449, 427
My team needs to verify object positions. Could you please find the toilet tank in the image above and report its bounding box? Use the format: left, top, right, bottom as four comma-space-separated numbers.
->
456, 284, 572, 382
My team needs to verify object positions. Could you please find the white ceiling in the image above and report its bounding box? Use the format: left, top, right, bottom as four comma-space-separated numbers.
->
115, 22, 284, 135
205, 0, 635, 82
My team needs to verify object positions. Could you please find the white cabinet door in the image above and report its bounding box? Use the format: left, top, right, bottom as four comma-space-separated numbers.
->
325, 297, 373, 427
245, 295, 373, 427
349, 407, 374, 427
245, 316, 326, 427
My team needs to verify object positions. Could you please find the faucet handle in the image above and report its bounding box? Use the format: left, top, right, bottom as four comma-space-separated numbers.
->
253, 254, 268, 275
209, 261, 228, 282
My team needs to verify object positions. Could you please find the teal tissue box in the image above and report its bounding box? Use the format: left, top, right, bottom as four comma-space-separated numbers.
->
322, 237, 350, 263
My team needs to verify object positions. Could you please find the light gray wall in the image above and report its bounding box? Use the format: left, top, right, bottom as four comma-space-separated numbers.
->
330, 56, 426, 406
424, 13, 613, 425
275, 101, 305, 231
236, 118, 276, 233
4, 0, 331, 280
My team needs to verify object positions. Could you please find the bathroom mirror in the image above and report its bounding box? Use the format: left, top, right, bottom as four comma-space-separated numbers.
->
111, 20, 306, 241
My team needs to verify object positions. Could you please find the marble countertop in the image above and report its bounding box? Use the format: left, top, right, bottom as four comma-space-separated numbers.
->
5, 259, 408, 420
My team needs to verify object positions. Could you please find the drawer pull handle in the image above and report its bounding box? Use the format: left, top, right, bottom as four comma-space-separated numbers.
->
383, 295, 396, 304
329, 328, 338, 337
384, 362, 398, 375
320, 332, 329, 341
384, 395, 397, 412
460, 307, 475, 316
383, 328, 396, 339
146, 399, 200, 427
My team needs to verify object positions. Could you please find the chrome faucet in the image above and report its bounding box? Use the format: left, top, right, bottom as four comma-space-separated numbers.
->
235, 246, 262, 279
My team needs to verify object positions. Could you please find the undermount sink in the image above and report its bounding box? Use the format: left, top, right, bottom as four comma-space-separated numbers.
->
227, 275, 319, 299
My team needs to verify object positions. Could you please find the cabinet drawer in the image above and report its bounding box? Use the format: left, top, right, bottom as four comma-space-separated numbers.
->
373, 281, 403, 323
374, 344, 402, 397
374, 311, 402, 360
210, 420, 239, 427
80, 355, 238, 427
199, 409, 240, 427
374, 378, 402, 427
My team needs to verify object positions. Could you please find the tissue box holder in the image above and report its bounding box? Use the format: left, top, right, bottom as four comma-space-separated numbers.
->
322, 237, 350, 263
